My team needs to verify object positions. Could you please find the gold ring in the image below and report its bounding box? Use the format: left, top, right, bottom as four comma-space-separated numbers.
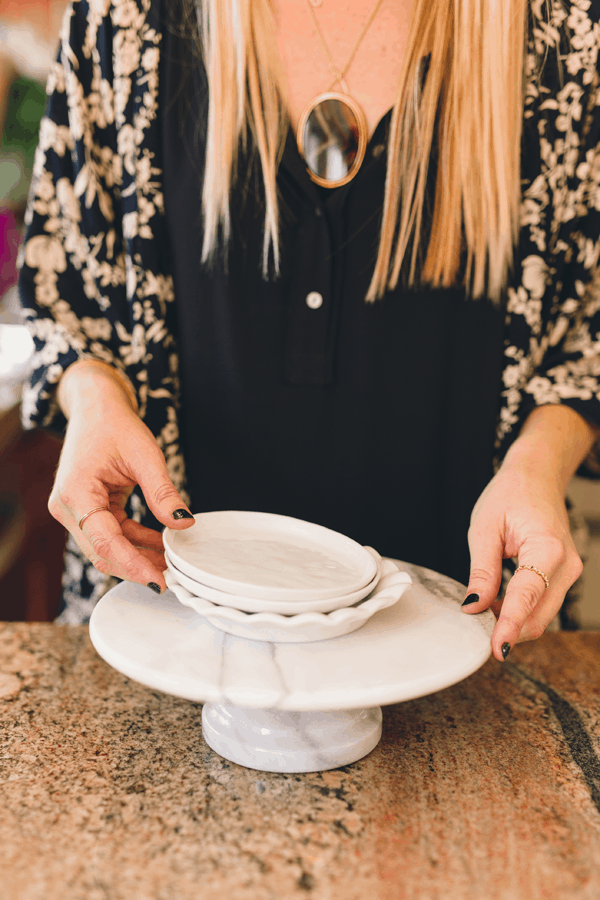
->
514, 564, 550, 591
78, 506, 109, 530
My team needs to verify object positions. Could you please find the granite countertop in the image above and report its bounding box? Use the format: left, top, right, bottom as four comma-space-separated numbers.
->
1, 623, 600, 900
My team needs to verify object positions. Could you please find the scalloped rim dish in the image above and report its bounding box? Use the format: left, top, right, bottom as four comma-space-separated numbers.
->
164, 562, 412, 643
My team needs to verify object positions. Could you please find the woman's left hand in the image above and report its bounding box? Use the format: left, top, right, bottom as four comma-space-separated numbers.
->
462, 462, 582, 660
461, 405, 595, 661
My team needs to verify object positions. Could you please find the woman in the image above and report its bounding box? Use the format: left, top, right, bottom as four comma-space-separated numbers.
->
18, 0, 600, 658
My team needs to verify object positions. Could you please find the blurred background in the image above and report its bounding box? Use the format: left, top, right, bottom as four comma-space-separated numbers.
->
0, 0, 69, 621
0, 0, 598, 625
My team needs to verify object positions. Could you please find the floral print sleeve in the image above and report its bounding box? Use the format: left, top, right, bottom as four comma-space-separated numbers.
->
19, 0, 184, 485
496, 0, 600, 472
20, 0, 126, 434
18, 0, 187, 616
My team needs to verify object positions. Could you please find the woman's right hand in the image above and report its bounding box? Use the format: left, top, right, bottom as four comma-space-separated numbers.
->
48, 360, 194, 593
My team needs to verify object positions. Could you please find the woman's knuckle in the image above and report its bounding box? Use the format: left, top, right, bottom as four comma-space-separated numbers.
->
545, 535, 566, 565
152, 481, 178, 507
566, 553, 584, 582
469, 567, 495, 587
519, 585, 540, 616
89, 533, 113, 559
119, 555, 140, 579
47, 495, 64, 522
467, 522, 485, 544
58, 488, 77, 513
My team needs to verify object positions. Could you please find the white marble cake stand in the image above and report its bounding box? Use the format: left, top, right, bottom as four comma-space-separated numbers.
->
89, 562, 495, 774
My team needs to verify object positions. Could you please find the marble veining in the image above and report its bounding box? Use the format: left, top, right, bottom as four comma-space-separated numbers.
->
201, 704, 383, 773
89, 561, 495, 772
89, 561, 495, 712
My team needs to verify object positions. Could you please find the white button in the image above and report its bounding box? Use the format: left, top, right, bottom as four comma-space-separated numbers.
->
306, 291, 323, 309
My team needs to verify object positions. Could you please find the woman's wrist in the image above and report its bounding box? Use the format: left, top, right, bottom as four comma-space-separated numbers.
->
57, 359, 138, 420
500, 404, 596, 493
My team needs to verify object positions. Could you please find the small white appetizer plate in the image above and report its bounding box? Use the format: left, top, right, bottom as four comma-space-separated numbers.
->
163, 549, 383, 615
163, 564, 412, 643
162, 511, 378, 602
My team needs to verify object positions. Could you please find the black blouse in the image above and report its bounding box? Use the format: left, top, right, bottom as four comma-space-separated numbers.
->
160, 27, 506, 586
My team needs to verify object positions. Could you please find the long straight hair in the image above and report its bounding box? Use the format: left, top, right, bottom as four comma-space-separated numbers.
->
188, 0, 529, 302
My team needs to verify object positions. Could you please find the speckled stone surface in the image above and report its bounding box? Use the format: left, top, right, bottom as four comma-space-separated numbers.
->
1, 624, 600, 900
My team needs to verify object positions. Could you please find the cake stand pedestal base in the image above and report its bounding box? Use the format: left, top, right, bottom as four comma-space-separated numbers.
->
201, 703, 383, 773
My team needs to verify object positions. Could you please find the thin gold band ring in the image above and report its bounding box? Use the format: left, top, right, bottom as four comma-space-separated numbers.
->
78, 506, 109, 530
514, 565, 550, 591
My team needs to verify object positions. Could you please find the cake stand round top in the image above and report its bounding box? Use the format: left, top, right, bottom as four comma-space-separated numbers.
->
89, 561, 495, 712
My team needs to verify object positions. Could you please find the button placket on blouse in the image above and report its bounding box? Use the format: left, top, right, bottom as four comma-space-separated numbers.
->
283, 204, 333, 385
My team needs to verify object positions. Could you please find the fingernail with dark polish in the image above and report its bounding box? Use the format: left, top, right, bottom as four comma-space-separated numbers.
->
462, 593, 480, 607
501, 642, 511, 660
172, 509, 194, 520
147, 582, 162, 594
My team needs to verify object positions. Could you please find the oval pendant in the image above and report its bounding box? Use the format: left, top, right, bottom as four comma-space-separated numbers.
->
296, 92, 368, 189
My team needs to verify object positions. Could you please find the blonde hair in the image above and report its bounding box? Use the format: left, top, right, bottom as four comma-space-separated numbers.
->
191, 0, 528, 302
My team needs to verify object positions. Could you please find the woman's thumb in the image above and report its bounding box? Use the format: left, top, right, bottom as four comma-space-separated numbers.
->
136, 454, 195, 529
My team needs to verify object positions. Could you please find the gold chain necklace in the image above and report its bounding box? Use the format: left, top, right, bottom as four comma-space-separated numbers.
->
297, 0, 386, 188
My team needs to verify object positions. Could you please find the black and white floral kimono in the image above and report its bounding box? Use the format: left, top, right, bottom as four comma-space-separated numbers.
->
18, 0, 600, 623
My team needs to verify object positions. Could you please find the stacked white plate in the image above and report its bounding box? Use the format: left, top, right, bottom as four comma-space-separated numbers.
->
163, 511, 412, 643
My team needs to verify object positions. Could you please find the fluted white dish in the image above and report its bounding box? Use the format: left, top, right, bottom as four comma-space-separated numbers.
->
162, 511, 378, 602
164, 562, 412, 643
163, 548, 382, 614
